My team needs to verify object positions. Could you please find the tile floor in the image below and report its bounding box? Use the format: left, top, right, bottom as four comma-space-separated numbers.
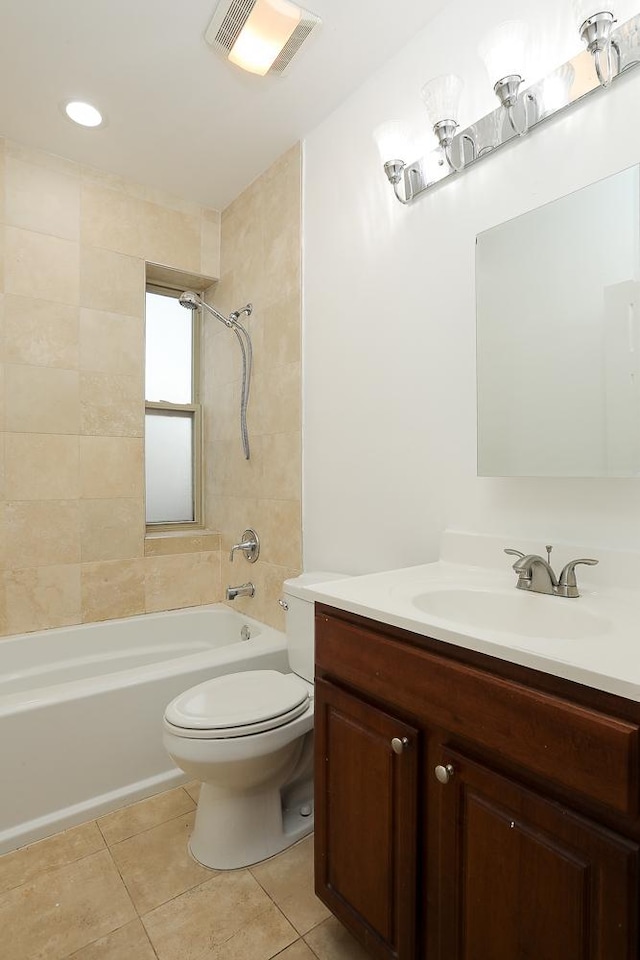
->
0, 782, 369, 960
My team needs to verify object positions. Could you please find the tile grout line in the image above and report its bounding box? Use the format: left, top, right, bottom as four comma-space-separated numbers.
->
99, 832, 164, 960
102, 823, 220, 935
98, 790, 197, 848
246, 881, 303, 958
104, 841, 141, 911
0, 831, 109, 899
137, 863, 224, 929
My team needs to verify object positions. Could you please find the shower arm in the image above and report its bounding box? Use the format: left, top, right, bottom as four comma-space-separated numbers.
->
199, 300, 234, 327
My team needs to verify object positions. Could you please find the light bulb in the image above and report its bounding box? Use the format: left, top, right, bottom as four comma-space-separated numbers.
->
373, 121, 415, 164
541, 65, 575, 112
64, 101, 103, 127
479, 20, 530, 83
228, 0, 301, 76
421, 75, 464, 128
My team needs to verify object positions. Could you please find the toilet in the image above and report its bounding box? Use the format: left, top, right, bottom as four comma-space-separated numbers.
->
162, 572, 345, 870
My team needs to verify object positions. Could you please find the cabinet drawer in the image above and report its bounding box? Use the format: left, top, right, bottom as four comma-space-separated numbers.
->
316, 610, 640, 816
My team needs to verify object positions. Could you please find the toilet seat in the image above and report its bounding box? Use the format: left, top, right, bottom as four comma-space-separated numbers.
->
164, 670, 311, 740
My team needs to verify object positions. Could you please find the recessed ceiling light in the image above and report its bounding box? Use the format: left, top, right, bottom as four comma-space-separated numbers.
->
64, 101, 103, 127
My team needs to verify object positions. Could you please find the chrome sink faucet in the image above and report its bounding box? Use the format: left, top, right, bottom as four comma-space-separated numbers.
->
505, 546, 598, 598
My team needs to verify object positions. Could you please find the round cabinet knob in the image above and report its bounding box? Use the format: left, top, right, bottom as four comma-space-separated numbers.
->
434, 763, 455, 784
391, 737, 409, 754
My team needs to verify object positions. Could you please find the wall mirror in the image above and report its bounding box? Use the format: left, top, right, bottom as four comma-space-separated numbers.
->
476, 165, 640, 477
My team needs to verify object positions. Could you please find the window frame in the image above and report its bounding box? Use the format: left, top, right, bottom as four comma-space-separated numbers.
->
144, 282, 203, 531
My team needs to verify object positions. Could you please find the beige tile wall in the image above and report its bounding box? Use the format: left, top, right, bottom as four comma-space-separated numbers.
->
0, 137, 223, 635
204, 144, 303, 629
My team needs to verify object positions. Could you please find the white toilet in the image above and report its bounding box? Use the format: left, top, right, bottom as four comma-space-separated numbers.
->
162, 572, 344, 870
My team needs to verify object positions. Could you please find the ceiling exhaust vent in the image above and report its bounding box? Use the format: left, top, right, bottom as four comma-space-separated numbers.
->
205, 0, 321, 77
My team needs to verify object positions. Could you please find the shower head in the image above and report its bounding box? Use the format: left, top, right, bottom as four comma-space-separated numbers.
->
178, 290, 201, 310
178, 290, 233, 327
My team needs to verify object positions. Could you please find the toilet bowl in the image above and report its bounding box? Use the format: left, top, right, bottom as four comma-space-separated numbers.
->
162, 571, 346, 870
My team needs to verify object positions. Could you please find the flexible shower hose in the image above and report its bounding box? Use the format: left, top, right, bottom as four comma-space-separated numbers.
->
231, 320, 252, 460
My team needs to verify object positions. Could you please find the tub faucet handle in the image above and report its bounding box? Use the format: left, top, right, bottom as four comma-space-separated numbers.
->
229, 528, 260, 563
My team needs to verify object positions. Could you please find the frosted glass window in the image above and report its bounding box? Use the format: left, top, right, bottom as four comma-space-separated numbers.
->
145, 292, 193, 403
145, 411, 194, 523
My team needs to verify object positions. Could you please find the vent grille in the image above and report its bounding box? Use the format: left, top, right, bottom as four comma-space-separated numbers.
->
205, 0, 255, 54
269, 11, 320, 75
205, 0, 321, 74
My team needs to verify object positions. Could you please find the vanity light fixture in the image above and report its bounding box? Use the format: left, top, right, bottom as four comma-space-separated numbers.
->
377, 7, 637, 205
205, 0, 321, 77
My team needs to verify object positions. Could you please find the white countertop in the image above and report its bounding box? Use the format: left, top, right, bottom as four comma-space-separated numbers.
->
302, 531, 640, 703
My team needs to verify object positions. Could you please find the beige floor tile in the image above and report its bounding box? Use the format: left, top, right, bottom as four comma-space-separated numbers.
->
251, 836, 330, 935
143, 869, 297, 960
304, 918, 370, 960
0, 849, 135, 960
98, 787, 196, 846
184, 781, 201, 803
0, 821, 105, 896
109, 812, 215, 914
67, 919, 157, 959
276, 941, 318, 960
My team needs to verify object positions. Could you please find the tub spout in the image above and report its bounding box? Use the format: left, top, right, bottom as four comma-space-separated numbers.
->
225, 582, 255, 601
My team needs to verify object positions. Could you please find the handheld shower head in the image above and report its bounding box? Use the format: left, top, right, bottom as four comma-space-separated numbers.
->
178, 290, 233, 328
178, 290, 201, 310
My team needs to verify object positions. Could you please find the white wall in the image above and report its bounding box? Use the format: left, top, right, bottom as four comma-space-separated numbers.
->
302, 0, 640, 575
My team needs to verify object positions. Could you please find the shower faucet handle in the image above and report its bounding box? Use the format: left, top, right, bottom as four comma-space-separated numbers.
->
229, 528, 260, 563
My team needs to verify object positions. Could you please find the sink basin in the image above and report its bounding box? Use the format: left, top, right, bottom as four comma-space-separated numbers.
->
411, 588, 610, 640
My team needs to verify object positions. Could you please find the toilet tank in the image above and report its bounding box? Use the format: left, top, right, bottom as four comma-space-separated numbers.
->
283, 572, 348, 683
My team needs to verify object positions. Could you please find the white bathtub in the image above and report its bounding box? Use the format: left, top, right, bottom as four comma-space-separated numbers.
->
0, 604, 288, 854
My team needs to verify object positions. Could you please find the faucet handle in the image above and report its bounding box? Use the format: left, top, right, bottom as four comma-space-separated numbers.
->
558, 558, 598, 598
229, 528, 260, 563
504, 548, 525, 560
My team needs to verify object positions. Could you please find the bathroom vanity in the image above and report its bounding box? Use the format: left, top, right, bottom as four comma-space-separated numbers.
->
310, 534, 640, 960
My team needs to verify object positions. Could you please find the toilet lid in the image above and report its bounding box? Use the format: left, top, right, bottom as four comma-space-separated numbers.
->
165, 670, 310, 733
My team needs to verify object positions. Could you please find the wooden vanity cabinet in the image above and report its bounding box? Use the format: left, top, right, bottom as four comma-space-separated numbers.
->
314, 604, 640, 960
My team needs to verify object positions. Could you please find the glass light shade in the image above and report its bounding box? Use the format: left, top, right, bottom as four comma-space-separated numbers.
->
64, 101, 103, 127
479, 20, 530, 83
228, 0, 301, 76
373, 121, 415, 163
573, 0, 615, 29
421, 74, 464, 127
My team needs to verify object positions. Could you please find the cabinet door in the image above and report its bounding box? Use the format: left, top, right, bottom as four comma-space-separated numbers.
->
315, 678, 419, 960
432, 746, 639, 960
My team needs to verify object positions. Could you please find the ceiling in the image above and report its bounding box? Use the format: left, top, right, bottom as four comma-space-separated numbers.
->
0, 0, 449, 210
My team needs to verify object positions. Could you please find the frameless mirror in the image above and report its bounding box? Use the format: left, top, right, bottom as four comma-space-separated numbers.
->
476, 165, 640, 477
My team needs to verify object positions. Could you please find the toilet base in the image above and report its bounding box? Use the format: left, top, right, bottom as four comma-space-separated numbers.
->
189, 778, 314, 869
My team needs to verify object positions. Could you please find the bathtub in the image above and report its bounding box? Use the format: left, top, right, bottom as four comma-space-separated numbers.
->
0, 604, 288, 854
